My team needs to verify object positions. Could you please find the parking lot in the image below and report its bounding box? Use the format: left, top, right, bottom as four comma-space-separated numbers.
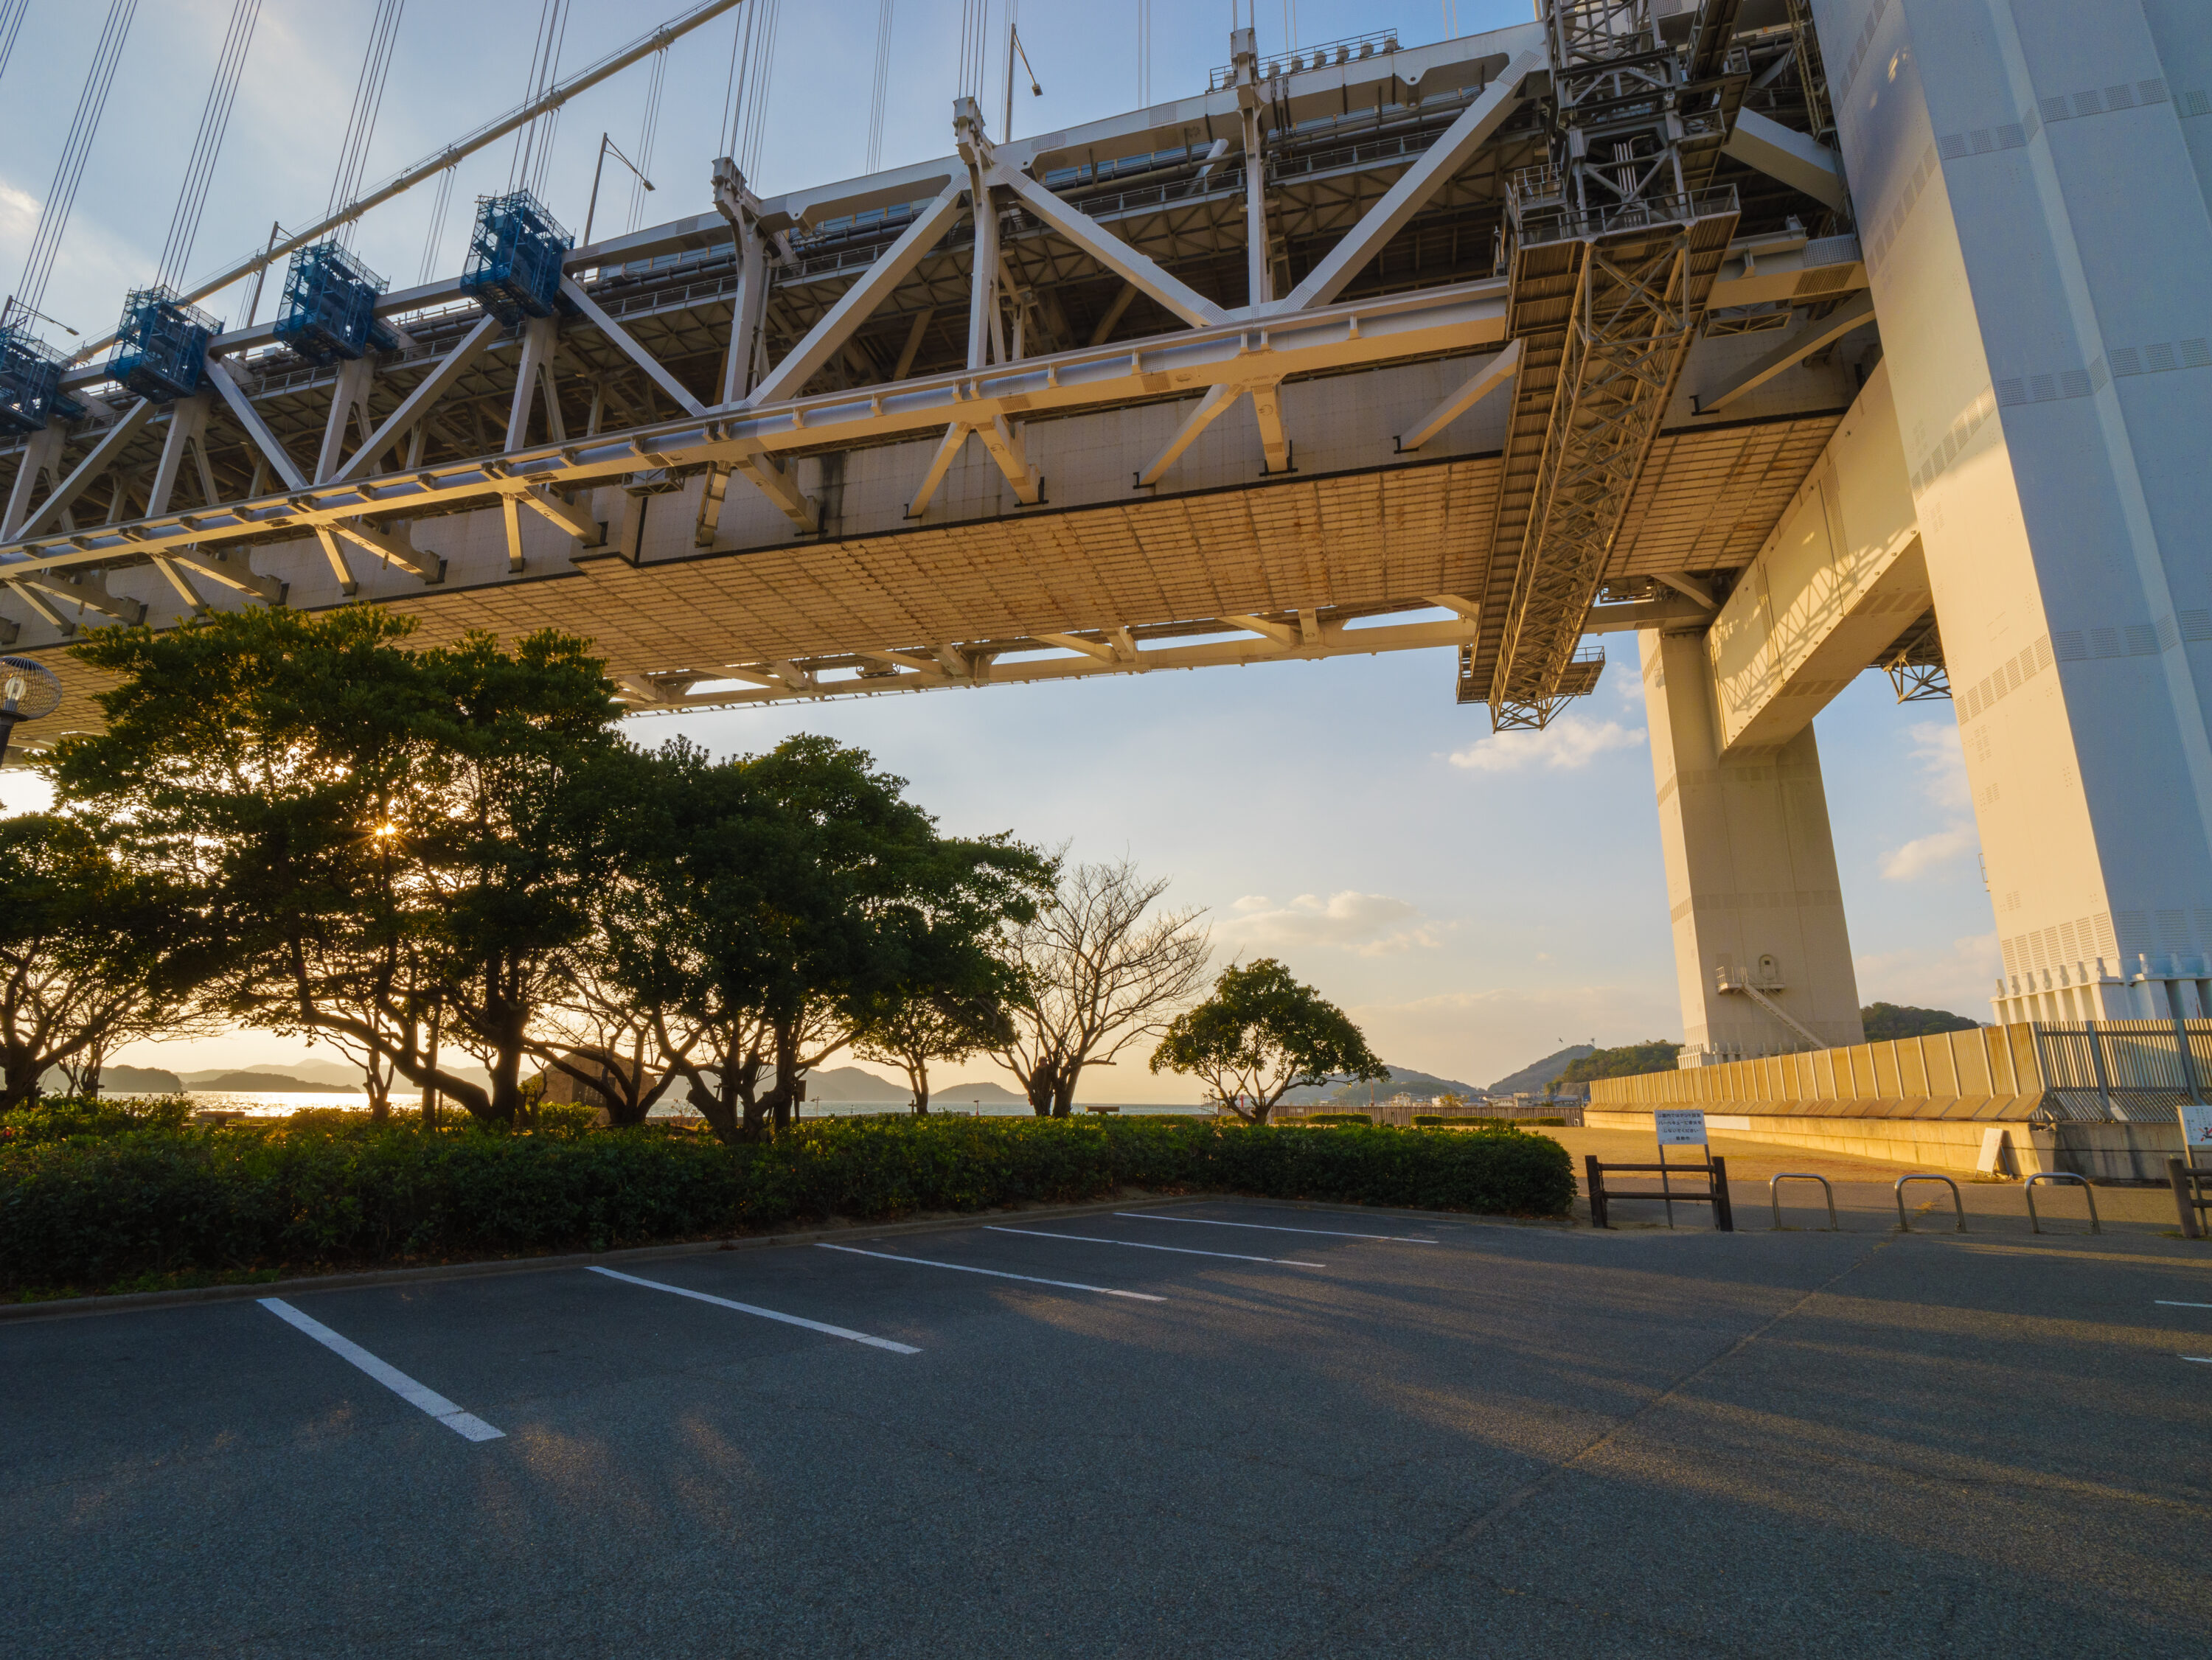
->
6, 1189, 2210, 1659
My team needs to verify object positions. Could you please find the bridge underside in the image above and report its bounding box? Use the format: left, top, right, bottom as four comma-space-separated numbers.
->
0, 11, 1876, 751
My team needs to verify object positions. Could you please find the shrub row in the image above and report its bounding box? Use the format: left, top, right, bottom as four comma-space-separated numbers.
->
0, 1113, 1574, 1297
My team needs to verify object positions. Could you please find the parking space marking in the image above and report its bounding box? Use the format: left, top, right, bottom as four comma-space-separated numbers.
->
586, 1266, 921, 1353
2184, 1356, 2212, 1364
259, 1298, 504, 1442
2154, 1301, 2212, 1308
1116, 1212, 1437, 1244
987, 1225, 1325, 1268
818, 1244, 1166, 1301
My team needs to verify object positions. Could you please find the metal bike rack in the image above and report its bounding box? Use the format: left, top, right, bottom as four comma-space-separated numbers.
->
1769, 1172, 1837, 1231
2023, 1171, 2101, 1235
1894, 1173, 1966, 1232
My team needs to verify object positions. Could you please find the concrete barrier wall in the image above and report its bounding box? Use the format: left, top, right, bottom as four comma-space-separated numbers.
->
1588, 1024, 2043, 1115
1582, 1108, 2182, 1180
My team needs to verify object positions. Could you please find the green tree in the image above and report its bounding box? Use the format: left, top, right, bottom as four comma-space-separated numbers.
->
613, 736, 1048, 1142
998, 858, 1211, 1117
1860, 1002, 1981, 1042
1150, 958, 1386, 1126
855, 984, 1016, 1115
0, 814, 201, 1109
1555, 1039, 1682, 1085
55, 607, 626, 1123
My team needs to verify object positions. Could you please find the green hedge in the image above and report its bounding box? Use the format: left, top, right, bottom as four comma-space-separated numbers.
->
0, 1115, 1573, 1297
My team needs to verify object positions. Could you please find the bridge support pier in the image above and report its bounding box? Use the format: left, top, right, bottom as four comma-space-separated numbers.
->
1642, 629, 1865, 1065
1822, 0, 2212, 1024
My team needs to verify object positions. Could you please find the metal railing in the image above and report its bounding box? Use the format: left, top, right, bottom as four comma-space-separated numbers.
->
1769, 1173, 1837, 1231
1208, 29, 1402, 91
2031, 1019, 2212, 1123
1511, 185, 1740, 249
1894, 1173, 1966, 1232
2023, 1171, 2101, 1235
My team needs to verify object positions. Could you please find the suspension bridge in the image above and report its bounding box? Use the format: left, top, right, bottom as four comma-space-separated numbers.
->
1, 0, 2208, 1103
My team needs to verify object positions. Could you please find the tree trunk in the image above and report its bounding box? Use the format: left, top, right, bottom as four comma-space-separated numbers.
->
1051, 1064, 1079, 1117
1026, 1067, 1057, 1117
1, 1050, 40, 1111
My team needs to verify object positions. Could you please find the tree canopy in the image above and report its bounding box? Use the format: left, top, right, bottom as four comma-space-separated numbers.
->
1150, 957, 1385, 1125
1554, 1040, 1683, 1086
997, 857, 1209, 1116
1860, 1002, 1982, 1042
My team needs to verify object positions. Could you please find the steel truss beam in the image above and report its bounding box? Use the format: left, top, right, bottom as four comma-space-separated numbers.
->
0, 279, 1509, 589
611, 602, 1482, 714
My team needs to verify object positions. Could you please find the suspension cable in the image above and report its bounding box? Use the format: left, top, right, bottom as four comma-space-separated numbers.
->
0, 0, 29, 89
957, 0, 987, 104
735, 0, 781, 179
328, 0, 406, 247
866, 0, 893, 172
509, 0, 572, 195
416, 162, 457, 287
627, 46, 667, 232
157, 0, 260, 290
15, 0, 137, 325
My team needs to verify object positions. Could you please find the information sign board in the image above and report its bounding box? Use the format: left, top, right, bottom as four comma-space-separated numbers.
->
1655, 1109, 1708, 1146
2179, 1103, 2212, 1166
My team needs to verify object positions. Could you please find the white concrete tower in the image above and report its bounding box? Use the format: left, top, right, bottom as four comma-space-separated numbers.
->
1812, 0, 2212, 1022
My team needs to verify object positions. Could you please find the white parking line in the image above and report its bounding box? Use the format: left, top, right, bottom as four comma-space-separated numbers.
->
818, 1244, 1166, 1301
987, 1225, 1326, 1268
259, 1298, 504, 1442
2184, 1356, 2212, 1364
1116, 1212, 1437, 1244
586, 1266, 920, 1353
2154, 1300, 2212, 1308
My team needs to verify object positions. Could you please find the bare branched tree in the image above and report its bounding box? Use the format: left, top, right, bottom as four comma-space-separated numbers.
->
995, 857, 1210, 1117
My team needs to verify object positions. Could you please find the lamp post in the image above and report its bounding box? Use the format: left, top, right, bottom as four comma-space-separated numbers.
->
0, 656, 63, 770
582, 133, 655, 248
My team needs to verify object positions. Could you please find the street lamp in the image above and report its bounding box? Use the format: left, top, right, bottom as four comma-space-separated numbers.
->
0, 655, 63, 770
1, 296, 78, 338
582, 133, 655, 248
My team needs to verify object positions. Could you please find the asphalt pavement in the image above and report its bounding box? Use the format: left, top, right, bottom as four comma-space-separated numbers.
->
4, 1192, 2209, 1658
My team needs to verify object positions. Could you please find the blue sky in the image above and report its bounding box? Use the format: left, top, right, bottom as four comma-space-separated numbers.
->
0, 2, 1996, 1095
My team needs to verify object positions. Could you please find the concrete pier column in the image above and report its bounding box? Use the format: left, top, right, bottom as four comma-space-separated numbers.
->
1813, 0, 2212, 1024
1643, 630, 1865, 1064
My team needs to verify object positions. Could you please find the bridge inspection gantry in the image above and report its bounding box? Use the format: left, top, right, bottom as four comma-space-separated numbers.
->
3, 2, 2201, 1061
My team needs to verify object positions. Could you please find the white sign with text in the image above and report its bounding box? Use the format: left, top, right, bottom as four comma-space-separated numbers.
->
2180, 1103, 2212, 1165
1655, 1109, 1708, 1146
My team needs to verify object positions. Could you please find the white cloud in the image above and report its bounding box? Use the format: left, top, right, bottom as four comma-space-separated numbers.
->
1878, 826, 1978, 881
1449, 715, 1645, 773
1854, 932, 1999, 1019
1219, 890, 1444, 957
1876, 719, 1976, 879
1905, 719, 1972, 814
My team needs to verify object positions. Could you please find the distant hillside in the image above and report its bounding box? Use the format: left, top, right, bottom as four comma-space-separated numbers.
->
192, 1071, 361, 1094
800, 1066, 912, 1102
38, 1064, 184, 1095
1488, 1045, 1596, 1097
1557, 1041, 1681, 1085
935, 1078, 1027, 1104
1281, 1065, 1484, 1106
1862, 1002, 1982, 1042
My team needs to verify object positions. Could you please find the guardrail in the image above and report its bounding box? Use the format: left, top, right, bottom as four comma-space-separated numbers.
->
2022, 1171, 2101, 1234
1768, 1172, 1837, 1231
1894, 1173, 1966, 1232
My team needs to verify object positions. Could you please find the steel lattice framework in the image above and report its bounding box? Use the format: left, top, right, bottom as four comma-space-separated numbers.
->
0, 7, 1882, 753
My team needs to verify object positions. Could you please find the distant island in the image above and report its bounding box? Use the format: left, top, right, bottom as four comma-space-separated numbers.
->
1281, 1064, 1486, 1106
189, 1071, 362, 1094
